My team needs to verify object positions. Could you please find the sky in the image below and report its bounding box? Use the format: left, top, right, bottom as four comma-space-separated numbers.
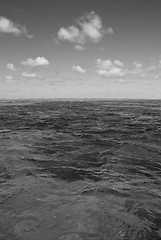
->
0, 0, 161, 99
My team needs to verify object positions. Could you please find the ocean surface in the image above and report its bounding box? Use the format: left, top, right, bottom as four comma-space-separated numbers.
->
0, 99, 161, 240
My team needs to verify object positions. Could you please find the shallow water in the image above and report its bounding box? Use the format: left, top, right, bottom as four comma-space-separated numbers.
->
0, 100, 161, 240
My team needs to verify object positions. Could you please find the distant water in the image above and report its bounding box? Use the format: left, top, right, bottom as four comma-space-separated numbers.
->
0, 100, 161, 240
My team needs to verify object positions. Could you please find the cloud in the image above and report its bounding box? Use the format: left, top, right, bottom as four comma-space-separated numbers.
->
58, 12, 113, 44
78, 12, 104, 43
21, 57, 49, 66
0, 16, 33, 38
97, 67, 123, 77
106, 27, 114, 35
96, 58, 160, 80
114, 60, 124, 67
5, 75, 13, 80
133, 61, 142, 68
7, 63, 16, 71
72, 65, 86, 73
159, 60, 161, 68
58, 26, 82, 43
96, 58, 113, 69
74, 45, 85, 51
96, 58, 124, 77
148, 65, 157, 71
22, 72, 41, 78
96, 59, 124, 69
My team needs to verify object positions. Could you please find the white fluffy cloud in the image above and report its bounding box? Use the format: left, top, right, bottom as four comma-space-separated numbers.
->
79, 12, 103, 43
96, 58, 124, 77
58, 26, 82, 43
22, 72, 40, 78
133, 61, 142, 68
114, 60, 124, 67
72, 65, 86, 73
97, 67, 123, 77
74, 45, 85, 51
96, 59, 113, 69
7, 63, 16, 71
96, 58, 160, 80
21, 57, 49, 66
58, 12, 113, 44
0, 16, 33, 38
5, 75, 13, 80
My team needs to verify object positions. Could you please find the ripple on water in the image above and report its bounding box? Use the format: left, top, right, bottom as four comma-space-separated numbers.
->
0, 100, 161, 239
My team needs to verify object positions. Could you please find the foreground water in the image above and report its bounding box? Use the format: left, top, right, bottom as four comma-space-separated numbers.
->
0, 100, 161, 240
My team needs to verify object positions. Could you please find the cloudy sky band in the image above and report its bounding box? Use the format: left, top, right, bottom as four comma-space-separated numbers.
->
0, 0, 161, 99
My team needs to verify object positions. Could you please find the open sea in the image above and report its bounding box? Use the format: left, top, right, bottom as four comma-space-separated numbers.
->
0, 99, 161, 240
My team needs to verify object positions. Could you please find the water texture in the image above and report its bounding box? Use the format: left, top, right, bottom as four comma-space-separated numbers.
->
0, 100, 161, 240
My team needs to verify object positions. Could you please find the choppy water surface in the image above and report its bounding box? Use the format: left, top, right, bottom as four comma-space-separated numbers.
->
0, 100, 161, 240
